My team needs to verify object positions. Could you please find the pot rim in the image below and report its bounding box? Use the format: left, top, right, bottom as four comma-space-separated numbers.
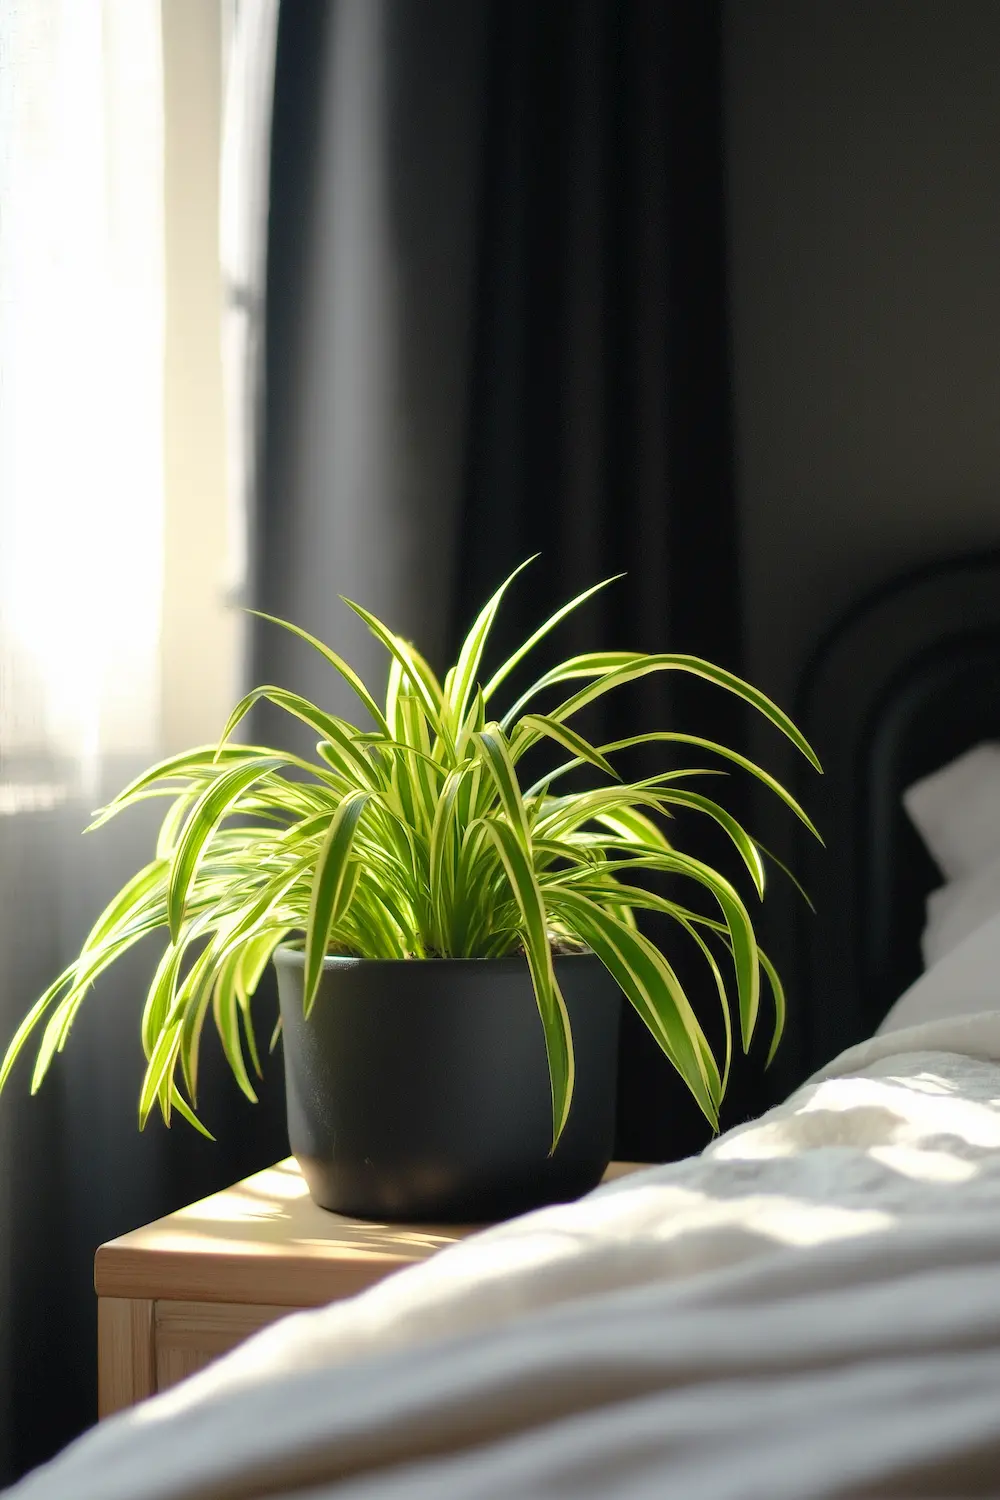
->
272, 944, 597, 972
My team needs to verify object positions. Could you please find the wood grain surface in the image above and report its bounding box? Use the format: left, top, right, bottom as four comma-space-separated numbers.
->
95, 1159, 646, 1307
98, 1299, 156, 1417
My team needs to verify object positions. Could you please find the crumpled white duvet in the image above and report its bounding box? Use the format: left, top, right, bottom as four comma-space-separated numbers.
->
10, 1012, 1000, 1500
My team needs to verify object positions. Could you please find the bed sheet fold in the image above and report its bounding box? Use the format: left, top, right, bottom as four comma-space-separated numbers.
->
10, 1013, 1000, 1500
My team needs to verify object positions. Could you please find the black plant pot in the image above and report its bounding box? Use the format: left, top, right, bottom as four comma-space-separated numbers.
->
273, 948, 622, 1222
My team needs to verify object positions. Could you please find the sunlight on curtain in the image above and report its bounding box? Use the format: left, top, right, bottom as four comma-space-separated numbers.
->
0, 0, 164, 804
0, 4, 165, 1477
219, 0, 279, 620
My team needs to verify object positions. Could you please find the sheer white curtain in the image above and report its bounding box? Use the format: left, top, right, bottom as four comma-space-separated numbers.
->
0, 0, 166, 1478
0, 0, 165, 794
0, 2, 285, 1480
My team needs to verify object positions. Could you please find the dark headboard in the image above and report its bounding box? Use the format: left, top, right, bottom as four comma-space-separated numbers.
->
793, 551, 1000, 1075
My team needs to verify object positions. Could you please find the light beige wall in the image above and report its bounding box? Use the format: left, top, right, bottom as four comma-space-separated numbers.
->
160, 0, 240, 751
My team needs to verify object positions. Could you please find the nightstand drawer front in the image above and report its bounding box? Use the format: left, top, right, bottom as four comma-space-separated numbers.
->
154, 1300, 295, 1392
98, 1299, 156, 1418
96, 1160, 646, 1416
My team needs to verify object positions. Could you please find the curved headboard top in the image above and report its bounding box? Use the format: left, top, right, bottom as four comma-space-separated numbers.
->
793, 550, 1000, 1074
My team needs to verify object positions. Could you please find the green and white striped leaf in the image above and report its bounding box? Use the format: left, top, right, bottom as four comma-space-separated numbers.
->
513, 715, 620, 781
594, 732, 820, 837
479, 817, 574, 1147
303, 790, 372, 1015
88, 745, 265, 830
474, 724, 531, 850
448, 558, 535, 731
516, 655, 821, 771
339, 597, 450, 749
550, 888, 720, 1127
759, 948, 787, 1067
138, 1020, 185, 1129
167, 758, 285, 940
482, 574, 623, 703
429, 768, 465, 951
0, 970, 74, 1094
655, 787, 766, 897
246, 609, 391, 735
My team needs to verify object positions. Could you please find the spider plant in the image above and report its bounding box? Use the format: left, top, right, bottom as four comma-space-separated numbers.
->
0, 560, 820, 1148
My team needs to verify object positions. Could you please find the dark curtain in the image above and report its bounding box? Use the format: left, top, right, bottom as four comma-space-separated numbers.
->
260, 0, 760, 1165
451, 1, 753, 1160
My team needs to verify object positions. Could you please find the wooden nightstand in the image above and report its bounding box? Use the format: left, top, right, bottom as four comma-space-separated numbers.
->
95, 1157, 642, 1417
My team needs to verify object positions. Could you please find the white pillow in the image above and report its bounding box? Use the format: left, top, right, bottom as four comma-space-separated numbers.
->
922, 852, 1000, 968
877, 905, 1000, 1034
902, 741, 1000, 882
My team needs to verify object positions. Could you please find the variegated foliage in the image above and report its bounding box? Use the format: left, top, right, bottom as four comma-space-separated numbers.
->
0, 561, 820, 1146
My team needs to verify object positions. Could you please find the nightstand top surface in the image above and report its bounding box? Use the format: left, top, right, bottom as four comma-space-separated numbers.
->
95, 1158, 642, 1307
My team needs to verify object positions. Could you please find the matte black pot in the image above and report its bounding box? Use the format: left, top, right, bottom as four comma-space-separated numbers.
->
273, 949, 622, 1222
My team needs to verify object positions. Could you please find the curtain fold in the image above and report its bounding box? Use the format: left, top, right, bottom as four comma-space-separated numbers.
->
256, 0, 488, 730
220, 0, 280, 639
452, 2, 748, 1161
259, 0, 749, 1165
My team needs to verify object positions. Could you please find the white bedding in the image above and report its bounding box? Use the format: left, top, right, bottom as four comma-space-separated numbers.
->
903, 741, 1000, 969
9, 1007, 1000, 1500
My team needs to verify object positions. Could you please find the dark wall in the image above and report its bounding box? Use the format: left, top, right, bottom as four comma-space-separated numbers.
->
725, 0, 1000, 713
723, 0, 1000, 1087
